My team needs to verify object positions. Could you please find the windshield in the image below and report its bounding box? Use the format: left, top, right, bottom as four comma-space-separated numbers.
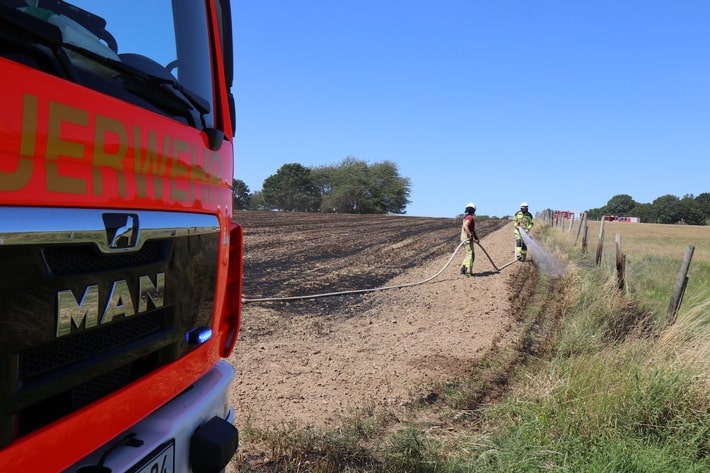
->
2, 0, 215, 128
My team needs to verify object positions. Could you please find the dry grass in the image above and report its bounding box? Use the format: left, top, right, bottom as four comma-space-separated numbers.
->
654, 297, 710, 390
465, 223, 710, 472
582, 220, 710, 263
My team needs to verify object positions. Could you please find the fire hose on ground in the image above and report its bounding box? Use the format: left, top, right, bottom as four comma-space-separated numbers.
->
242, 238, 520, 304
473, 239, 520, 271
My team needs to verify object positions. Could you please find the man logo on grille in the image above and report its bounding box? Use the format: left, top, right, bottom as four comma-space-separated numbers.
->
103, 213, 139, 249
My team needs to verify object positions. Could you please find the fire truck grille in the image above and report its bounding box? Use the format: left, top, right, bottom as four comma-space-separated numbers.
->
43, 240, 163, 275
19, 309, 166, 382
0, 209, 220, 449
72, 364, 132, 409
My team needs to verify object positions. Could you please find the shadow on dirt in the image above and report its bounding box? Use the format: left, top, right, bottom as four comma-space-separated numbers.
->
470, 270, 500, 277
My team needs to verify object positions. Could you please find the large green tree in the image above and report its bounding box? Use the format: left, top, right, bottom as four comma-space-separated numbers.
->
679, 194, 704, 225
314, 157, 411, 214
314, 158, 368, 213
693, 192, 710, 224
606, 194, 637, 216
652, 194, 683, 224
247, 191, 267, 210
628, 203, 654, 223
261, 163, 321, 211
366, 161, 411, 214
232, 179, 251, 210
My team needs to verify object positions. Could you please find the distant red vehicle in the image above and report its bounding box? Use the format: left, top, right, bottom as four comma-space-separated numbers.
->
553, 210, 576, 220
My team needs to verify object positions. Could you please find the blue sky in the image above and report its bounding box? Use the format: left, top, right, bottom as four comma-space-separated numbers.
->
233, 1, 710, 218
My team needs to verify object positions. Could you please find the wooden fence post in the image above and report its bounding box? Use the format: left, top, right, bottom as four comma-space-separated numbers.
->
581, 225, 588, 252
575, 212, 586, 245
615, 234, 625, 290
666, 245, 695, 325
595, 218, 606, 266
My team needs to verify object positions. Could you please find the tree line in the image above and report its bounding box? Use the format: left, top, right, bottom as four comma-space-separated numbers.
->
233, 162, 709, 224
584, 193, 710, 225
232, 157, 411, 214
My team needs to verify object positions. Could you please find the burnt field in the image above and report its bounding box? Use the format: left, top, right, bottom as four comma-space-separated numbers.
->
228, 211, 530, 470
234, 211, 509, 312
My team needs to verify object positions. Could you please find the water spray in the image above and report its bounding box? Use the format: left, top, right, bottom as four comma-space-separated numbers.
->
517, 227, 565, 277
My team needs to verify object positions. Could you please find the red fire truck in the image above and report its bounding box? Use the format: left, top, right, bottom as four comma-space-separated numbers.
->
553, 210, 576, 220
0, 1, 242, 471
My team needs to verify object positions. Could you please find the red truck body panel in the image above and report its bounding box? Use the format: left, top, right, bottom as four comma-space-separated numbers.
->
1, 343, 219, 471
0, 60, 234, 214
0, 1, 240, 471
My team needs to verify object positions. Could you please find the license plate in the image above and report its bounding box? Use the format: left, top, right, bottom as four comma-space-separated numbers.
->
133, 441, 174, 473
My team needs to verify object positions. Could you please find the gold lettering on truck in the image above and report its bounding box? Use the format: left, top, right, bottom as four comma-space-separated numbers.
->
13, 94, 226, 203
46, 101, 88, 194
0, 94, 36, 191
133, 127, 167, 200
93, 114, 129, 197
170, 138, 190, 202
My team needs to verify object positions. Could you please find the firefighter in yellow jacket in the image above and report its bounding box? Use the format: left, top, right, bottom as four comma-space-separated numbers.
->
460, 203, 479, 276
513, 202, 533, 261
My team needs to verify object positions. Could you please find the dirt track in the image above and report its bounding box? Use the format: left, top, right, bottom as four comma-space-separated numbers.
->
227, 211, 522, 468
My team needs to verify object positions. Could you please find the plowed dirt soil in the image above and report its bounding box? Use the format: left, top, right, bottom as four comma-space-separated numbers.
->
227, 211, 525, 469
